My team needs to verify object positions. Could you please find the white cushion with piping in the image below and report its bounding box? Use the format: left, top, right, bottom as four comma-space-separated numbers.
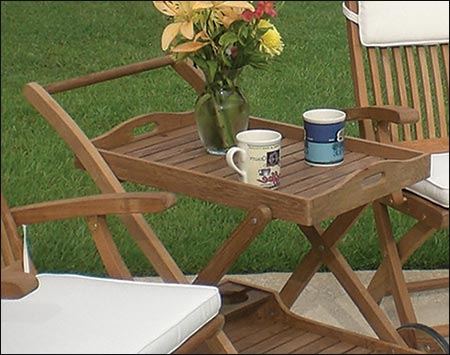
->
1, 274, 221, 354
406, 152, 449, 208
343, 1, 449, 47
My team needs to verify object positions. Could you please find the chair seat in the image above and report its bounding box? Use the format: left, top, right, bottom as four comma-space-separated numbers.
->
1, 274, 221, 354
406, 152, 449, 208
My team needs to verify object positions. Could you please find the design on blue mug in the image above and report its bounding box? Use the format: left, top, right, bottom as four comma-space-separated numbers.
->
304, 119, 345, 166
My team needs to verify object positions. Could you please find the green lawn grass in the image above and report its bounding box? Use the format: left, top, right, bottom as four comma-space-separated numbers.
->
1, 1, 448, 276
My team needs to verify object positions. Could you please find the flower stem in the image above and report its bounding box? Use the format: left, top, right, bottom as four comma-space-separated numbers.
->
211, 88, 237, 149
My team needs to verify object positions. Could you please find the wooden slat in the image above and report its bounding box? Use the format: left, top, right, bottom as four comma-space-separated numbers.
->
317, 341, 357, 354
225, 320, 262, 343
151, 140, 203, 163
417, 46, 436, 139
190, 156, 228, 173
405, 47, 424, 140
301, 163, 383, 198
282, 155, 379, 196
381, 48, 399, 141
296, 336, 341, 354
240, 328, 303, 354
442, 44, 449, 91
233, 322, 291, 351
368, 48, 383, 106
265, 332, 322, 354
112, 124, 197, 155
127, 129, 198, 158
430, 46, 448, 138
393, 47, 412, 141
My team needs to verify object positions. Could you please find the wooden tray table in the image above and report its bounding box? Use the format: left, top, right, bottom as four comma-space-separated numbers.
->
25, 60, 432, 352
89, 113, 430, 351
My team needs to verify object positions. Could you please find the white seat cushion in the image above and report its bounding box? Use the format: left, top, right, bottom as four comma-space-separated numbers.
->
1, 274, 221, 354
343, 1, 449, 47
406, 152, 449, 208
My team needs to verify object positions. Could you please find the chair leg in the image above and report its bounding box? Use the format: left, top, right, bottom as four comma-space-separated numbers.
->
372, 202, 418, 327
367, 220, 436, 303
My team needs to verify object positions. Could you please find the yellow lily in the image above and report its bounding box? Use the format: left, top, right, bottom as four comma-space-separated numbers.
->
153, 1, 214, 50
171, 31, 210, 53
212, 2, 255, 29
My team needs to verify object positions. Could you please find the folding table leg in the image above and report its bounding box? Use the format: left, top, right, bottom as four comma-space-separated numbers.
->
302, 224, 407, 345
279, 206, 366, 307
279, 205, 407, 345
194, 205, 272, 285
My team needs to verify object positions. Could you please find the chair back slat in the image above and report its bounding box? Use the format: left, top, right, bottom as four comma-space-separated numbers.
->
405, 47, 424, 140
418, 47, 437, 139
345, 1, 449, 147
443, 44, 449, 86
1, 193, 23, 269
393, 47, 412, 141
430, 46, 448, 138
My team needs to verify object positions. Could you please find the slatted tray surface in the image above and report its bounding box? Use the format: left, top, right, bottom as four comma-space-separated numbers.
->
111, 124, 379, 198
191, 281, 422, 354
98, 117, 429, 226
225, 318, 376, 354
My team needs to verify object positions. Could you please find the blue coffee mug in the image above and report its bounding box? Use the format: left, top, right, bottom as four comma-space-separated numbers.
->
303, 109, 346, 166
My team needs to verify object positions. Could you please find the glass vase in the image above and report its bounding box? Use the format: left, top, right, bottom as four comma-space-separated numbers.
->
194, 80, 249, 155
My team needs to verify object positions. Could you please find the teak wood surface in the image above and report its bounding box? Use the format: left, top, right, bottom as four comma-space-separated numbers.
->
92, 114, 430, 227
23, 54, 434, 352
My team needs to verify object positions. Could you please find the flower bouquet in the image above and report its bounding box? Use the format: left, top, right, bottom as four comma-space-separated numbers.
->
154, 1, 284, 154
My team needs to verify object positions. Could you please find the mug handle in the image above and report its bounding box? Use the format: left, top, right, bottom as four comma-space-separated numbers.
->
226, 147, 248, 182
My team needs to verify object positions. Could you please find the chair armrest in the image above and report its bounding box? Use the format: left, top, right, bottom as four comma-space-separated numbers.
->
10, 192, 177, 225
343, 105, 419, 124
1, 269, 39, 299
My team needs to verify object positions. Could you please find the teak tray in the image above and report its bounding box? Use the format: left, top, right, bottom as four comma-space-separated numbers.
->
91, 114, 430, 226
190, 279, 425, 354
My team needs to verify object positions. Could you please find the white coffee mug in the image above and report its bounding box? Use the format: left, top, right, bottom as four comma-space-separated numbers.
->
226, 129, 282, 189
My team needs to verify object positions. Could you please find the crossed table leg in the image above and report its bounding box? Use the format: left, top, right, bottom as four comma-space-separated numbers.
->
193, 204, 408, 346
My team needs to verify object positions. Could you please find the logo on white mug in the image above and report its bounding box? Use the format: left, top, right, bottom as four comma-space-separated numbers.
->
266, 149, 280, 167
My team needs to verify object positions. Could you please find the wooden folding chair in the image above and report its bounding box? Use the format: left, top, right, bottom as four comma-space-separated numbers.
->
342, 0, 449, 347
18, 56, 236, 354
1, 190, 237, 354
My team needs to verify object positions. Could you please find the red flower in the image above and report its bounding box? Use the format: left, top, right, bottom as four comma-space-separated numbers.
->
242, 9, 254, 22
242, 1, 278, 22
256, 1, 278, 18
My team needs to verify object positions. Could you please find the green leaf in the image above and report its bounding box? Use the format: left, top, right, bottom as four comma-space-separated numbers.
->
206, 60, 218, 82
219, 32, 238, 47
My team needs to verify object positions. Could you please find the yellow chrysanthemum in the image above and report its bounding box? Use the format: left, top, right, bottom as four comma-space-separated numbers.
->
258, 20, 284, 57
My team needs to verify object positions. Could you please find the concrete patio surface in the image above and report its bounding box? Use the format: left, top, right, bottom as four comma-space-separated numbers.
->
141, 269, 449, 338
